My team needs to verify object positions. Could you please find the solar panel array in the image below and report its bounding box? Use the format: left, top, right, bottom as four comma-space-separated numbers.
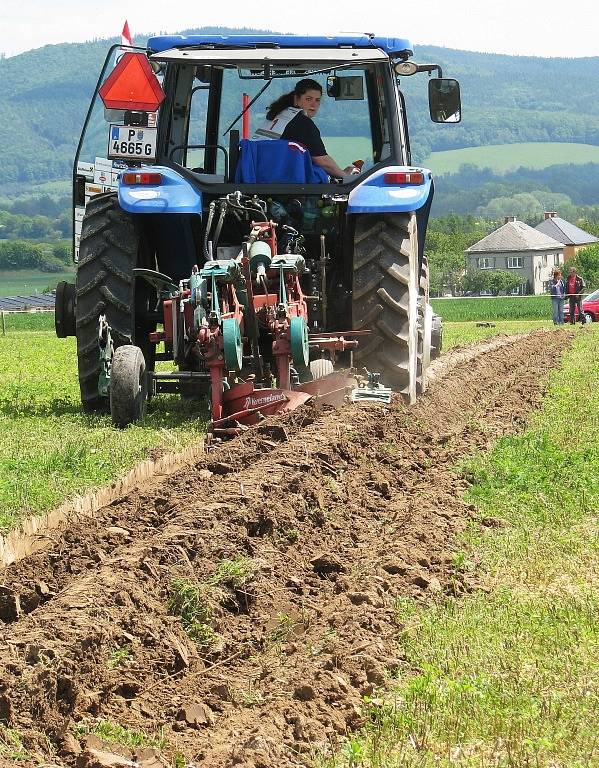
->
0, 293, 56, 312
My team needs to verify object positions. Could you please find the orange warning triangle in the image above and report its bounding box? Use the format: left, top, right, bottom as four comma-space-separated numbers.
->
99, 52, 165, 112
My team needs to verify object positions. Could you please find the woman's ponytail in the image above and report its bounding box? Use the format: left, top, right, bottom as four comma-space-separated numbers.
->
266, 92, 295, 120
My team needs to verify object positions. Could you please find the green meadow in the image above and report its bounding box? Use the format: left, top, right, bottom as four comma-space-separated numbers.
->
0, 314, 207, 531
431, 295, 551, 322
0, 269, 75, 297
425, 141, 599, 175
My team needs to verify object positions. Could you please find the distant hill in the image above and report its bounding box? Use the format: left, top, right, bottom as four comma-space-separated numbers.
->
2, 30, 599, 193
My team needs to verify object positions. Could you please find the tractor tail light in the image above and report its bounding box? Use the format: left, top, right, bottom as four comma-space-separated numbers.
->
384, 171, 425, 185
121, 172, 162, 185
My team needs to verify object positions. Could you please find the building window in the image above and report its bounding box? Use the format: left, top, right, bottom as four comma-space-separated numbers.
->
478, 257, 493, 269
554, 254, 561, 266
542, 254, 548, 266
507, 256, 523, 268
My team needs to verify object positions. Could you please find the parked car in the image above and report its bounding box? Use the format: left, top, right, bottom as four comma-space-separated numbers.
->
564, 288, 599, 323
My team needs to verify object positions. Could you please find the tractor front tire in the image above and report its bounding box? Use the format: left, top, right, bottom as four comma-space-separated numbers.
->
75, 193, 139, 411
110, 345, 148, 427
352, 213, 419, 402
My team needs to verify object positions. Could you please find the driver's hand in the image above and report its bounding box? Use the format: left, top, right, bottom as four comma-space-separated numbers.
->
344, 160, 363, 175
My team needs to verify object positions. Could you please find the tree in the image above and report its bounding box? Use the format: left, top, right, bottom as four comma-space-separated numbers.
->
571, 244, 599, 290
486, 270, 524, 295
461, 268, 488, 295
428, 249, 465, 296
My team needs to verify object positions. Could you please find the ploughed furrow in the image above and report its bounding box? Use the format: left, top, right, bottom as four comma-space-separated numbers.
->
0, 331, 571, 768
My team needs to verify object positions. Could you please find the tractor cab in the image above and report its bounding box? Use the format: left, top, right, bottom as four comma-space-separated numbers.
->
62, 34, 460, 434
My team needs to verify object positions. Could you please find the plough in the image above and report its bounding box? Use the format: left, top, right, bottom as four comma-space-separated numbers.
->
105, 193, 390, 440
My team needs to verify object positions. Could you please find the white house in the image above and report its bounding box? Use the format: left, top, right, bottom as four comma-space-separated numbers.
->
466, 217, 564, 295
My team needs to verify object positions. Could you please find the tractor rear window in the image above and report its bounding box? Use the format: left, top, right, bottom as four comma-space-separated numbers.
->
215, 67, 375, 174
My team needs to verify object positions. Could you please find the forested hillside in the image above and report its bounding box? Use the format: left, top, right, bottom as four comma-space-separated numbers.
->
1, 30, 599, 188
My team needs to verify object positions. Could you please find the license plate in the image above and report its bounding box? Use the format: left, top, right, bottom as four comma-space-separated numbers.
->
108, 125, 157, 160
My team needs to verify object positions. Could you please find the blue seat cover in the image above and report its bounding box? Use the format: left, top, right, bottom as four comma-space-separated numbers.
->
235, 139, 328, 184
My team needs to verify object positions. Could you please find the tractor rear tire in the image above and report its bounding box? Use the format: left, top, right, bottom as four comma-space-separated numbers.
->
110, 345, 148, 427
352, 213, 419, 402
75, 193, 146, 411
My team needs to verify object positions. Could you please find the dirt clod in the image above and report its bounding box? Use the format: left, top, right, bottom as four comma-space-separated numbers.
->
178, 702, 215, 728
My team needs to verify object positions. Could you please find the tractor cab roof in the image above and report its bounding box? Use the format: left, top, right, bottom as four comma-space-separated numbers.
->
146, 34, 413, 59
149, 46, 391, 73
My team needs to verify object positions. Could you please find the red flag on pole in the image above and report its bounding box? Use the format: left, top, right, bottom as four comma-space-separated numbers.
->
121, 21, 133, 46
114, 20, 133, 68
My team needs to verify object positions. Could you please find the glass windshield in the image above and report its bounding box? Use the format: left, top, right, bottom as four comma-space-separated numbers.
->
215, 64, 385, 173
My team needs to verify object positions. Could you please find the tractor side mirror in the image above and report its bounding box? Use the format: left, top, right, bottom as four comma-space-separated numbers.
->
428, 78, 461, 123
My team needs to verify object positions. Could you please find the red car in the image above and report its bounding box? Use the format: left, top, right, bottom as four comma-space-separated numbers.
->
564, 288, 599, 323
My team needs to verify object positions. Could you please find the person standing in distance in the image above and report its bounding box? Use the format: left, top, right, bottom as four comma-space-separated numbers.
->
565, 266, 586, 324
549, 268, 565, 325
255, 79, 360, 179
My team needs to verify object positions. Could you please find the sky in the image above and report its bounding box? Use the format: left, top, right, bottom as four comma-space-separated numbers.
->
1, 0, 598, 59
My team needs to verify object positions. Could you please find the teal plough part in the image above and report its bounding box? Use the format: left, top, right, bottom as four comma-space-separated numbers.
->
200, 259, 249, 312
351, 371, 392, 404
209, 274, 221, 322
222, 317, 243, 371
270, 254, 306, 273
132, 268, 179, 298
199, 259, 240, 281
278, 264, 288, 306
270, 254, 306, 307
290, 315, 309, 367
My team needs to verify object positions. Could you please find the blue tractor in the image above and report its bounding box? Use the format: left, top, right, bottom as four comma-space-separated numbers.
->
55, 33, 460, 435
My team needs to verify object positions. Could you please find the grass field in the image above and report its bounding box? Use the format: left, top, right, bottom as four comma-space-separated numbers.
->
424, 141, 599, 175
431, 295, 551, 322
325, 327, 599, 768
0, 316, 207, 531
0, 270, 75, 297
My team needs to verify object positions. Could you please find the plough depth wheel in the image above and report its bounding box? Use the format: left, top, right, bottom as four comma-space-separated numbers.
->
222, 317, 243, 371
290, 315, 309, 367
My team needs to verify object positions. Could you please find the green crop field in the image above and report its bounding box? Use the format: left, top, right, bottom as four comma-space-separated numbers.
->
325, 328, 599, 768
424, 141, 599, 175
0, 270, 75, 297
431, 295, 551, 322
0, 314, 207, 531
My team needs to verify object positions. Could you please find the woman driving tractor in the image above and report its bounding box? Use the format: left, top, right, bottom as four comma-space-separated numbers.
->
254, 78, 361, 179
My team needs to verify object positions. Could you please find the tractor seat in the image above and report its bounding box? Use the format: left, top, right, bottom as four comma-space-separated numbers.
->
235, 139, 328, 184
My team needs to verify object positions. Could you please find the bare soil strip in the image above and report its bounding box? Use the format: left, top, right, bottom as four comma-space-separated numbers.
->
0, 330, 571, 768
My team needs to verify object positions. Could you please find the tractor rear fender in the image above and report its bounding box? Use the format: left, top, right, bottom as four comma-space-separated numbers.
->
347, 166, 433, 215
118, 165, 202, 214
